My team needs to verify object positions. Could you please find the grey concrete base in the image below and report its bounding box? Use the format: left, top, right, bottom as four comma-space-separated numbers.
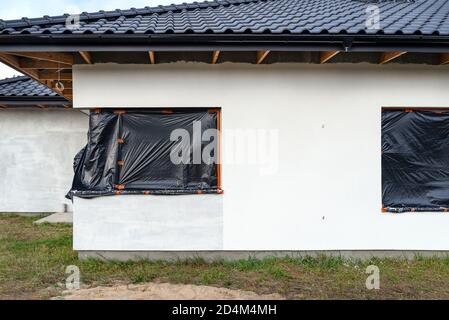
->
34, 212, 73, 225
78, 250, 449, 262
0, 212, 48, 217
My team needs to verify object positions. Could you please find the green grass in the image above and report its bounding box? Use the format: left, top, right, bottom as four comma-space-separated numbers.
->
1, 214, 449, 300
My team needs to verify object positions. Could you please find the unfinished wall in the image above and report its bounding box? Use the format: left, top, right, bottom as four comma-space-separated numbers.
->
73, 62, 449, 251
0, 109, 88, 213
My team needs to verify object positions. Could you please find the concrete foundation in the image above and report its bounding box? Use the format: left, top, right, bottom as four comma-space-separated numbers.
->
78, 250, 449, 262
34, 212, 73, 224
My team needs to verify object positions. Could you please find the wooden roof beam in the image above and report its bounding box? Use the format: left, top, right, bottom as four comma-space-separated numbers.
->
0, 53, 73, 101
38, 70, 72, 81
212, 50, 220, 64
320, 51, 340, 64
10, 52, 74, 65
49, 88, 73, 95
46, 80, 72, 88
379, 51, 407, 64
0, 53, 39, 80
441, 53, 449, 65
19, 59, 71, 70
256, 50, 270, 64
149, 51, 156, 64
79, 51, 93, 64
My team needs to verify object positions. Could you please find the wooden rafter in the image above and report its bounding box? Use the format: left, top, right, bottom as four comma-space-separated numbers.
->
320, 51, 340, 64
49, 87, 73, 95
38, 70, 73, 81
379, 51, 407, 64
79, 51, 93, 64
0, 53, 73, 101
149, 51, 156, 64
212, 50, 220, 64
256, 50, 270, 64
0, 53, 39, 80
10, 52, 74, 65
441, 53, 449, 65
19, 59, 71, 70
45, 79, 72, 87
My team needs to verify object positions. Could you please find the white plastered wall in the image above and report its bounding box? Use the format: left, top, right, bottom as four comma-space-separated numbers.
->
73, 62, 449, 251
0, 109, 88, 213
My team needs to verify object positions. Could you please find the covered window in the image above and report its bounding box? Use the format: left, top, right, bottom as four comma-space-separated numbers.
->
382, 108, 449, 213
68, 108, 222, 198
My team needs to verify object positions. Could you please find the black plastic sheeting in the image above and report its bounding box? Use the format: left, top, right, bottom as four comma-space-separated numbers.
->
382, 109, 449, 213
68, 109, 220, 199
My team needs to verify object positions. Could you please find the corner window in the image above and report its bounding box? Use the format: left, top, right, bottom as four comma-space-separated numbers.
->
382, 108, 449, 213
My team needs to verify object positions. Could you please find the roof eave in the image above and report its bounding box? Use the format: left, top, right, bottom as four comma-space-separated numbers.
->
0, 34, 449, 53
0, 96, 69, 105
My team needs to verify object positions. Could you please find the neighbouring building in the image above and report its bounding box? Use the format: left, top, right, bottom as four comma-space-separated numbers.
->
0, 76, 87, 213
1, 0, 449, 259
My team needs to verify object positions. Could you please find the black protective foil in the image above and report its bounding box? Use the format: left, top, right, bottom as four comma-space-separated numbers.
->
68, 109, 219, 199
382, 110, 449, 212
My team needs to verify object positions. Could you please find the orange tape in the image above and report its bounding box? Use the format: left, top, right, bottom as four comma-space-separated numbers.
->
381, 207, 388, 213
118, 161, 124, 166
161, 109, 174, 114
144, 191, 151, 195
114, 110, 126, 115
117, 139, 125, 144
115, 184, 125, 190
405, 109, 413, 113
216, 109, 222, 190
92, 108, 102, 114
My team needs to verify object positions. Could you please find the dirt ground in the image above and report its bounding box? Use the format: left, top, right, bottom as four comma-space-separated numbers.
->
55, 283, 285, 300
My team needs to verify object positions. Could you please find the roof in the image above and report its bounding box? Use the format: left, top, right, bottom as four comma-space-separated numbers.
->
0, 76, 60, 97
0, 0, 448, 36
0, 76, 69, 107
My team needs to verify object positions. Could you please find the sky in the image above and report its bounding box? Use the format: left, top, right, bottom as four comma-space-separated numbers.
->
0, 0, 176, 79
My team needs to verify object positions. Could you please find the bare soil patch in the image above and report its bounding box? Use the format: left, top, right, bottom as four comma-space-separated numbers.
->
55, 282, 285, 300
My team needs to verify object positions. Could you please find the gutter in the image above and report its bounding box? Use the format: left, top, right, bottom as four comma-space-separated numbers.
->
0, 34, 449, 53
0, 96, 69, 105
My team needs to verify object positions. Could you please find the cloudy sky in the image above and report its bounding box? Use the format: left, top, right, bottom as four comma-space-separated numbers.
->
0, 0, 175, 79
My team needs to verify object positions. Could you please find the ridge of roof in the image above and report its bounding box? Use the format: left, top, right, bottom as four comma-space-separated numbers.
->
0, 0, 259, 30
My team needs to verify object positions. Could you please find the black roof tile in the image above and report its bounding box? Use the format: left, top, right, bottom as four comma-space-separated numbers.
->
0, 76, 62, 98
0, 0, 447, 36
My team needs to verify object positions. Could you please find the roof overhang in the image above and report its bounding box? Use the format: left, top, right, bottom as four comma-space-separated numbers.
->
0, 96, 68, 104
0, 35, 448, 106
1, 34, 449, 53
0, 95, 70, 108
